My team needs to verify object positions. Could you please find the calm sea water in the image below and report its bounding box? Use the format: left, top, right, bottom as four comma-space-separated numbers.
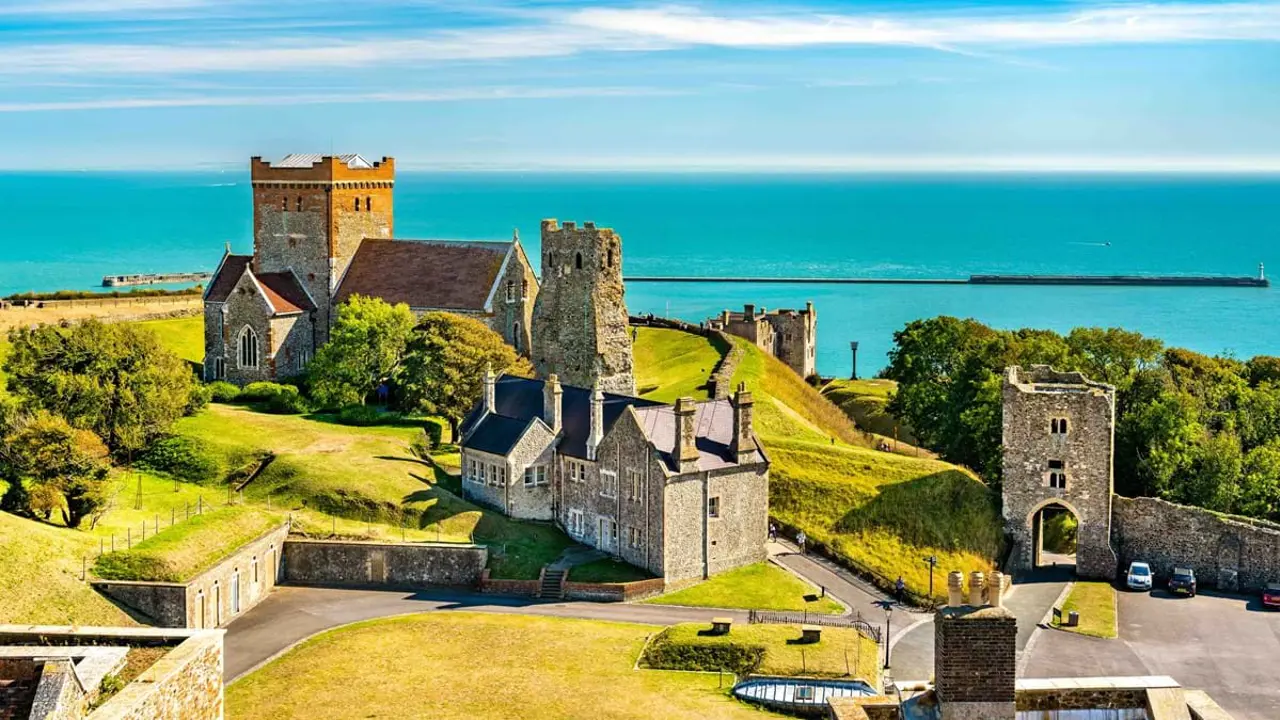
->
2, 171, 1277, 374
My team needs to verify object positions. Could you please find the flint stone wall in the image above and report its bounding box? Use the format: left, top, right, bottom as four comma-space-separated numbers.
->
283, 538, 487, 588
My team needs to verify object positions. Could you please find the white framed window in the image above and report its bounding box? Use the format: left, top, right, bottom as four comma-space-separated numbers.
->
569, 460, 586, 483
478, 462, 487, 485
567, 509, 585, 539
524, 466, 546, 487
1051, 418, 1069, 435
708, 496, 721, 518
506, 280, 516, 302
238, 326, 259, 369
628, 525, 643, 550
626, 468, 642, 501
1048, 460, 1067, 489
601, 470, 617, 499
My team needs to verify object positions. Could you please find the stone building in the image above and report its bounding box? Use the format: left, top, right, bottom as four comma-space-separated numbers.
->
458, 372, 770, 583
203, 154, 537, 385
1002, 365, 1118, 579
531, 219, 635, 395
708, 302, 817, 379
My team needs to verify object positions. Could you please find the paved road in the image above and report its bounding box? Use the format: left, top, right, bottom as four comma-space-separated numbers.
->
1024, 587, 1280, 720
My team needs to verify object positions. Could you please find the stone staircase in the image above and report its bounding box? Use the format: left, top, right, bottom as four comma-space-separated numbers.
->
538, 568, 567, 600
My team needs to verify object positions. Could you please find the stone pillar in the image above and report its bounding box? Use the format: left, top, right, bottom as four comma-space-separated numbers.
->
675, 397, 700, 473
934, 604, 1017, 720
850, 342, 859, 380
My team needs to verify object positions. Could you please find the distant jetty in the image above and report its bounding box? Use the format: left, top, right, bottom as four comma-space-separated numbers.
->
102, 272, 212, 288
626, 271, 1269, 289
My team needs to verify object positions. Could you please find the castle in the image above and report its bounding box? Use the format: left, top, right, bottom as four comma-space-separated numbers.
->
708, 302, 817, 379
203, 154, 537, 384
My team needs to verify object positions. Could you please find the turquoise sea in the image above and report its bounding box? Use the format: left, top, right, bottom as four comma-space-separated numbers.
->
2, 172, 1278, 374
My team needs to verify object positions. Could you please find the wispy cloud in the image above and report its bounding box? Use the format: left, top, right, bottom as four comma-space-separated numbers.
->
0, 0, 215, 15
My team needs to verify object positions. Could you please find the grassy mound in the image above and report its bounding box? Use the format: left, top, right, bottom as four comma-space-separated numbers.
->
633, 326, 723, 403
0, 510, 135, 626
645, 622, 880, 682
821, 378, 918, 445
645, 562, 844, 614
94, 506, 285, 582
228, 613, 772, 720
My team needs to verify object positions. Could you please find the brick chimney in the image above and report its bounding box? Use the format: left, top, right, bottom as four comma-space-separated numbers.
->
587, 380, 604, 460
674, 397, 700, 473
730, 383, 758, 464
933, 570, 1017, 720
483, 364, 496, 415
543, 374, 562, 432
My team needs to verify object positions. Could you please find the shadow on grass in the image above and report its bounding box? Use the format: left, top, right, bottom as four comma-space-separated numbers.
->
834, 470, 1002, 557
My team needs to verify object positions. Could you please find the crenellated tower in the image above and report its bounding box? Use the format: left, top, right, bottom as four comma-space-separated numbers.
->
531, 219, 635, 395
249, 154, 394, 341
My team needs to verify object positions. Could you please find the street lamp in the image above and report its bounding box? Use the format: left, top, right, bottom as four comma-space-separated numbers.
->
923, 555, 938, 602
873, 599, 895, 669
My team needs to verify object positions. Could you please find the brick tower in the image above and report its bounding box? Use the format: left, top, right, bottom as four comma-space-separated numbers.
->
249, 154, 395, 341
531, 219, 635, 395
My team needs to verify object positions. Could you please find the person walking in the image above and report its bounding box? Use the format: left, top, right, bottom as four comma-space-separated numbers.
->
895, 575, 906, 604
796, 530, 807, 555
768, 522, 778, 543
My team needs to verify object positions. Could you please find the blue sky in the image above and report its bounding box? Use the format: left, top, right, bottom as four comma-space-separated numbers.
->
1, 0, 1278, 170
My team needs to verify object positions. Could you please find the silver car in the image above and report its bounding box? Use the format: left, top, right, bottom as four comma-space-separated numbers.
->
1126, 561, 1153, 591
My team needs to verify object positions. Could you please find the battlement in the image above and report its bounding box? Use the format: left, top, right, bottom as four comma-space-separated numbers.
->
250, 154, 395, 183
1005, 365, 1114, 396
541, 218, 618, 240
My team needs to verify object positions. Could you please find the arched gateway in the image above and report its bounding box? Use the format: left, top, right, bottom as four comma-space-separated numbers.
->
1002, 366, 1118, 579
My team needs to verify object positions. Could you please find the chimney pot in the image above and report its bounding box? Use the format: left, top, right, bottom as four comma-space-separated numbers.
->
989, 571, 1007, 607
969, 571, 986, 606
947, 571, 965, 608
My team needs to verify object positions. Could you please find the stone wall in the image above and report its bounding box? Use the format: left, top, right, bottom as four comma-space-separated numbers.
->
218, 270, 275, 385
92, 581, 188, 628
662, 463, 769, 583
490, 241, 538, 355
765, 304, 816, 379
531, 219, 635, 395
283, 538, 487, 588
595, 410, 668, 576
269, 313, 314, 379
934, 605, 1017, 720
460, 421, 556, 522
460, 447, 511, 516
563, 577, 666, 602
1112, 495, 1280, 591
87, 631, 223, 720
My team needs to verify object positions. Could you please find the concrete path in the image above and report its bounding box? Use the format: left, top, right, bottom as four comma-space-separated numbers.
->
767, 539, 900, 618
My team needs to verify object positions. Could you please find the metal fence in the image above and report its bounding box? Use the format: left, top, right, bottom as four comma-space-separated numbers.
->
747, 609, 882, 644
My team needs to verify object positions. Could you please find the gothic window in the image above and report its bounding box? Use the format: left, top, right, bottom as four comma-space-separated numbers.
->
1048, 460, 1067, 489
238, 326, 259, 369
506, 280, 516, 302
1051, 418, 1069, 435
575, 252, 583, 270
296, 197, 303, 212
365, 196, 372, 211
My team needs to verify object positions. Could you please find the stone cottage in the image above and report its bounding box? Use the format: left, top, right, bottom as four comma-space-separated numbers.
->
203, 154, 537, 384
708, 302, 817, 379
458, 371, 770, 583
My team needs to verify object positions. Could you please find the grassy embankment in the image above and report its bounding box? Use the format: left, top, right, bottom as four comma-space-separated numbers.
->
1051, 581, 1118, 639
228, 613, 781, 720
94, 506, 285, 582
820, 378, 920, 448
633, 326, 722, 403
645, 622, 880, 683
722, 336, 1001, 604
133, 316, 205, 365
644, 562, 844, 614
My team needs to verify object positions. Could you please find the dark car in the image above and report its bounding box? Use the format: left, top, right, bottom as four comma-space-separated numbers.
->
1169, 567, 1197, 597
1263, 583, 1280, 609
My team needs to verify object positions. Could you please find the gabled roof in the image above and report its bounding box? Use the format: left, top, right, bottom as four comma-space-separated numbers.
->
633, 401, 758, 472
465, 414, 536, 456
461, 376, 665, 461
204, 254, 252, 303
334, 239, 512, 311
276, 153, 372, 169
255, 271, 316, 315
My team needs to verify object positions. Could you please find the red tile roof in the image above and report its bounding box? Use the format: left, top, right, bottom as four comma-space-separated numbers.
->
335, 239, 510, 311
255, 271, 315, 315
204, 254, 252, 303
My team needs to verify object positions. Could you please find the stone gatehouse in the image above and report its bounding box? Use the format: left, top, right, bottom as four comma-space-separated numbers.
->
1002, 365, 1118, 579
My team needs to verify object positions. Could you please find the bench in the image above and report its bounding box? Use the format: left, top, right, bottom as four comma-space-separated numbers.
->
710, 617, 733, 635
800, 625, 822, 643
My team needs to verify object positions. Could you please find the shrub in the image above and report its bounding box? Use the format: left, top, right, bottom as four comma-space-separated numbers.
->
643, 630, 766, 675
186, 382, 212, 414
137, 436, 222, 483
237, 382, 310, 415
336, 405, 405, 427
207, 381, 241, 403
423, 417, 447, 448
239, 382, 289, 403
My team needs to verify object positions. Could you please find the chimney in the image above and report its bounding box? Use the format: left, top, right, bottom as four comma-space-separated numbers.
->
744, 304, 755, 321
587, 380, 604, 460
968, 571, 986, 606
947, 571, 965, 608
483, 365, 496, 415
934, 569, 1017, 720
543, 374, 563, 432
730, 383, 758, 464
674, 397, 700, 473
988, 571, 1006, 608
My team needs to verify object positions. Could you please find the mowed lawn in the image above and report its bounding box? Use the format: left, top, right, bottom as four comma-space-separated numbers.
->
1052, 581, 1118, 639
633, 326, 723, 403
650, 622, 880, 682
133, 316, 204, 365
227, 613, 779, 720
94, 506, 284, 582
645, 562, 844, 614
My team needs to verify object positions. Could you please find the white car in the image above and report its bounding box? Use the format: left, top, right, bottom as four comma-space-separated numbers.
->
1126, 561, 1153, 591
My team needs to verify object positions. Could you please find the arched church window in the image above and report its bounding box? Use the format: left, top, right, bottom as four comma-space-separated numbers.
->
575, 252, 583, 270
238, 326, 259, 369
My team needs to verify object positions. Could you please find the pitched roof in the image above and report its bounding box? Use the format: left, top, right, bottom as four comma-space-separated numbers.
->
204, 254, 252, 303
255, 271, 316, 315
461, 376, 665, 461
334, 239, 511, 311
465, 414, 534, 456
275, 153, 372, 169
633, 400, 753, 472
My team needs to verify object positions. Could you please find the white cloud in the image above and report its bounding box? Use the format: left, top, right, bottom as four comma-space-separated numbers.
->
0, 0, 214, 15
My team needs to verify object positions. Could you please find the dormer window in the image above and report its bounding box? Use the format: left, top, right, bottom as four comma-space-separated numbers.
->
1051, 418, 1069, 435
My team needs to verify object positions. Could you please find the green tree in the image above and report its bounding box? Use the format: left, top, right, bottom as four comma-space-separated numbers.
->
1239, 442, 1280, 520
1246, 356, 1280, 388
3, 320, 196, 455
1065, 326, 1163, 391
5, 412, 111, 528
398, 312, 533, 438
1178, 431, 1243, 512
308, 295, 416, 409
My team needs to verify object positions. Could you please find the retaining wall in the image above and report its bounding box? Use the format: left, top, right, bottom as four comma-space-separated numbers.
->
283, 538, 487, 588
565, 577, 667, 602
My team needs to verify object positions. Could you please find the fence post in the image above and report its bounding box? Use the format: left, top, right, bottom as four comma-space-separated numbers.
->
127, 527, 131, 550
111, 534, 115, 553
171, 507, 175, 527
141, 520, 146, 542
198, 495, 203, 514
81, 555, 86, 582
100, 537, 104, 557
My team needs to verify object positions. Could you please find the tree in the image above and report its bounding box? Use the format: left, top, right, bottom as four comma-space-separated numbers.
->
308, 295, 416, 409
3, 320, 197, 455
1064, 327, 1163, 391
1239, 442, 1280, 520
4, 412, 111, 528
398, 312, 533, 438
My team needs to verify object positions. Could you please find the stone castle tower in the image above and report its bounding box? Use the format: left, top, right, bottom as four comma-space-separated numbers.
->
531, 219, 635, 395
250, 154, 395, 341
1002, 365, 1117, 579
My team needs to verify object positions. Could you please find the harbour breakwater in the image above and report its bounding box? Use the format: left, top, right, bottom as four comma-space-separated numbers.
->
626, 273, 1269, 288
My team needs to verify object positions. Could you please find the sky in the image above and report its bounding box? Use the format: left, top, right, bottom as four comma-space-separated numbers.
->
0, 0, 1278, 170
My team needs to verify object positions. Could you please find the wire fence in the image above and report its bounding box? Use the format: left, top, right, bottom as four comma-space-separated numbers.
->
748, 609, 882, 644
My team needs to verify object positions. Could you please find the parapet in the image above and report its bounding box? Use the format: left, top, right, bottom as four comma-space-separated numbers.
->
1005, 365, 1114, 396
250, 154, 395, 183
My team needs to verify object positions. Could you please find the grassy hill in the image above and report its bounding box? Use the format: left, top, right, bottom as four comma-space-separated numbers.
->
821, 378, 919, 446
94, 506, 285, 582
631, 330, 1001, 603
134, 316, 204, 365
633, 326, 723, 403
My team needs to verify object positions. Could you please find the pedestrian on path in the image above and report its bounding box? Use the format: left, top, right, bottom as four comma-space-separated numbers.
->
796, 530, 807, 555
768, 522, 778, 542
895, 575, 905, 604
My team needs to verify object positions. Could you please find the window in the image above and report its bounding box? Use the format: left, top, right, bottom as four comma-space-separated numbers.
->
252, 555, 259, 584
1048, 460, 1067, 489
213, 582, 222, 626
478, 462, 487, 485
569, 461, 585, 483
708, 496, 721, 518
524, 465, 547, 487
567, 509, 585, 539
213, 357, 226, 380
365, 196, 372, 211
298, 346, 312, 369
521, 279, 529, 299
506, 280, 516, 302
601, 470, 617, 499
238, 326, 259, 369
296, 197, 303, 212
1051, 418, 1069, 435
626, 468, 642, 501
607, 247, 614, 268
197, 589, 206, 628
628, 525, 643, 550
281, 196, 288, 211
354, 197, 360, 211
231, 570, 241, 614
575, 252, 583, 270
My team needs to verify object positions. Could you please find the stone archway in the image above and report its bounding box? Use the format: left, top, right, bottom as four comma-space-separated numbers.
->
1026, 498, 1082, 569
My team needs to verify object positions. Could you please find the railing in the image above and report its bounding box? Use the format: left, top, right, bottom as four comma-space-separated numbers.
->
747, 609, 882, 644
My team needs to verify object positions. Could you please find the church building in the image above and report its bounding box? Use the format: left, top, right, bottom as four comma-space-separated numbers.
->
203, 154, 537, 384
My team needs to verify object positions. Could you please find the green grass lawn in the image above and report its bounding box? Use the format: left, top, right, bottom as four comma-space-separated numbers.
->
93, 505, 285, 582
569, 557, 656, 583
228, 613, 780, 720
133, 316, 204, 365
645, 562, 844, 614
821, 378, 920, 446
646, 622, 880, 683
1051, 581, 1118, 639
633, 326, 723, 403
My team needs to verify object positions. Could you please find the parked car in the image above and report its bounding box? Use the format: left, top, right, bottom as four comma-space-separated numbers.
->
1126, 561, 1153, 591
1168, 567, 1197, 597
1263, 583, 1280, 609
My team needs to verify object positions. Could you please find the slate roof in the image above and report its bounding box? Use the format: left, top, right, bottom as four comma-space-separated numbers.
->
255, 271, 315, 314
334, 239, 511, 311
275, 153, 372, 169
465, 414, 534, 456
204, 254, 252, 303
633, 400, 748, 472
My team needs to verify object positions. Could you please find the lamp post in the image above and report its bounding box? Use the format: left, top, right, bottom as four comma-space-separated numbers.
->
874, 600, 894, 669
923, 555, 938, 602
